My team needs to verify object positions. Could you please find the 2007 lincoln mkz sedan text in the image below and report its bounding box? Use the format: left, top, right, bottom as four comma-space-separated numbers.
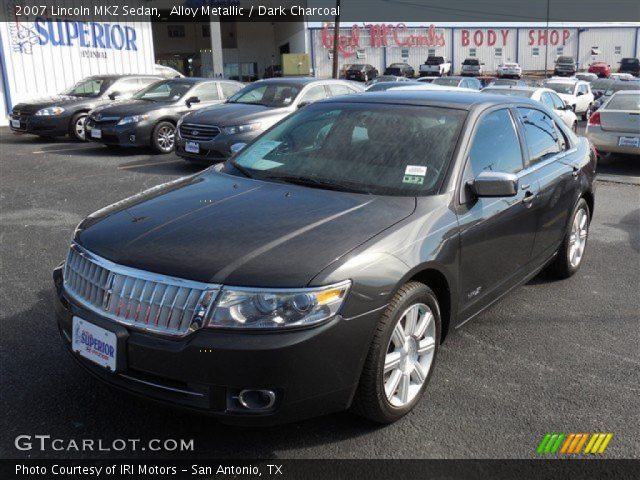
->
53, 91, 596, 425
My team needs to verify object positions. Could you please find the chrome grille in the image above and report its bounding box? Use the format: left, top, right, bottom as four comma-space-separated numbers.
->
63, 243, 220, 337
179, 123, 221, 141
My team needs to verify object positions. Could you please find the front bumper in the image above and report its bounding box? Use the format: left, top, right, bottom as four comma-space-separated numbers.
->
9, 113, 70, 136
84, 119, 153, 147
53, 265, 378, 425
497, 70, 521, 78
175, 131, 258, 164
554, 68, 576, 77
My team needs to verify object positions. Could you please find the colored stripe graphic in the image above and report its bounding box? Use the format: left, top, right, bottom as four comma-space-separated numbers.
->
538, 433, 612, 454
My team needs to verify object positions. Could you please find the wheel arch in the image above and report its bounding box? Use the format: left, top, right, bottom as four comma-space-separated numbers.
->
582, 189, 595, 219
405, 266, 454, 343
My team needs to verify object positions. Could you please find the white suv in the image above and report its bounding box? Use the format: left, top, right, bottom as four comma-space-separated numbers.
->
544, 79, 595, 120
419, 56, 451, 77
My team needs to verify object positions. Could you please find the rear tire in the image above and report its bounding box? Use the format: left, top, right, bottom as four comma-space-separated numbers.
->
351, 282, 440, 424
548, 198, 590, 279
151, 121, 176, 154
69, 112, 88, 141
581, 106, 592, 122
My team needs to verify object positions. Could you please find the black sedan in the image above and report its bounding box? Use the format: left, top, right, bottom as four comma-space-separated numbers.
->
84, 78, 244, 153
384, 63, 415, 77
53, 91, 595, 425
344, 64, 379, 82
9, 75, 162, 141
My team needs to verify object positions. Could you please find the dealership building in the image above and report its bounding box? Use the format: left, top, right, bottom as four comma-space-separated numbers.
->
1, 4, 639, 126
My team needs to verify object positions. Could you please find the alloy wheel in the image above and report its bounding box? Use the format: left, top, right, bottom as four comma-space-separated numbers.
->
569, 208, 588, 268
157, 125, 175, 152
383, 303, 436, 408
75, 116, 86, 140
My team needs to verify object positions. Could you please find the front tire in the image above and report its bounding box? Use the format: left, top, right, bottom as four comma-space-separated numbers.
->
548, 198, 590, 278
151, 121, 176, 154
69, 112, 88, 141
351, 282, 440, 424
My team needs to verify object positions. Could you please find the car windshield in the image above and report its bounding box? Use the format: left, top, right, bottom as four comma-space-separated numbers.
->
230, 103, 466, 196
426, 57, 444, 65
133, 80, 192, 101
605, 93, 640, 110
604, 82, 640, 96
227, 82, 302, 107
491, 79, 519, 86
433, 77, 461, 86
557, 57, 574, 64
370, 76, 398, 84
463, 59, 479, 65
546, 83, 575, 94
484, 88, 533, 98
592, 79, 614, 90
349, 64, 366, 70
63, 78, 110, 97
621, 58, 639, 66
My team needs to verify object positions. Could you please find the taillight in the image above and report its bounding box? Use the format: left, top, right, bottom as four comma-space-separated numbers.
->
588, 111, 601, 126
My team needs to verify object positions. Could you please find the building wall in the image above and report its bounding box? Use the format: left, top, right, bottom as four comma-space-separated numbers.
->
310, 25, 639, 77
0, 14, 155, 124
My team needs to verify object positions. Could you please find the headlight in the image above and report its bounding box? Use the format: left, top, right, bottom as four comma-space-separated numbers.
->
35, 106, 65, 116
206, 281, 351, 329
224, 123, 262, 135
117, 114, 149, 126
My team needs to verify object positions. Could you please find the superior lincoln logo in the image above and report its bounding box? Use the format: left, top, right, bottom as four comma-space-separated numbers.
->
537, 433, 613, 455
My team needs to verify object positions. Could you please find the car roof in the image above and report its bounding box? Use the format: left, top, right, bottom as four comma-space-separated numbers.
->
254, 77, 343, 85
483, 85, 540, 92
322, 90, 540, 111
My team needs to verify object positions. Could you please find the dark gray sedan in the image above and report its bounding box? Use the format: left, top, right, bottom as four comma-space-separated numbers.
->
54, 91, 595, 425
84, 78, 243, 153
174, 77, 363, 163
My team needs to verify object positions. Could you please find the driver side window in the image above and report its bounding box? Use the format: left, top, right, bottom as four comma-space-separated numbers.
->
299, 85, 328, 105
463, 109, 524, 186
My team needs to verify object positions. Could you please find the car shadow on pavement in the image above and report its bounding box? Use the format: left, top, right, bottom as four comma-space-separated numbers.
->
1, 289, 383, 459
597, 154, 640, 178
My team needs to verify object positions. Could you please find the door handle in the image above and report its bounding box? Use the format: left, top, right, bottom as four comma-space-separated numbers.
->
572, 166, 580, 178
522, 191, 535, 205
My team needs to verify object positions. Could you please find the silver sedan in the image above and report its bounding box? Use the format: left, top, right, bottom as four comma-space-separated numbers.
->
586, 90, 640, 155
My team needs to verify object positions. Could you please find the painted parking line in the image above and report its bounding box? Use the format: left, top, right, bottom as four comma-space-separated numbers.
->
32, 145, 98, 154
118, 159, 184, 170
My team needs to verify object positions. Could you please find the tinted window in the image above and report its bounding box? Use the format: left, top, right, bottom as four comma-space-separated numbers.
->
517, 108, 561, 164
463, 109, 524, 183
190, 82, 220, 101
606, 93, 640, 110
220, 82, 243, 98
232, 103, 467, 196
64, 78, 108, 97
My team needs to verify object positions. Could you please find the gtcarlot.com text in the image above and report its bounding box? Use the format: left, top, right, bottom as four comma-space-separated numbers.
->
14, 435, 194, 452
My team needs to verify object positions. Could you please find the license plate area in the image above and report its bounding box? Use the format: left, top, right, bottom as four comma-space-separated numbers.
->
72, 316, 123, 372
618, 136, 639, 147
10, 118, 21, 128
185, 141, 200, 153
91, 128, 102, 139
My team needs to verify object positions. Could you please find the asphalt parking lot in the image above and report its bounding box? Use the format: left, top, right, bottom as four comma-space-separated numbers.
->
1, 123, 638, 460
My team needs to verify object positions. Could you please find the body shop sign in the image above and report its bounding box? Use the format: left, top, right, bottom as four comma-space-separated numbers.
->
460, 28, 571, 46
322, 23, 445, 56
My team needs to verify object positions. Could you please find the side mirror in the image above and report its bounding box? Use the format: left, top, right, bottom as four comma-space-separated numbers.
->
186, 96, 200, 107
576, 91, 584, 96
468, 171, 518, 198
108, 91, 121, 100
230, 143, 247, 155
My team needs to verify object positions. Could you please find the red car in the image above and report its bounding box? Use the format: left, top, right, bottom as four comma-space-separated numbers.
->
588, 62, 611, 78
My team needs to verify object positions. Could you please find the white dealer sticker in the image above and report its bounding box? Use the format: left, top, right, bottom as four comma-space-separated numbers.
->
405, 165, 427, 176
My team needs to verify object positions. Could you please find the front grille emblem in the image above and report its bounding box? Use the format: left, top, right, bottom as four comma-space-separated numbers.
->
192, 130, 199, 136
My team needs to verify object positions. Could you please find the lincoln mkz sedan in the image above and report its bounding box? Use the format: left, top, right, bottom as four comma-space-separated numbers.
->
54, 91, 596, 425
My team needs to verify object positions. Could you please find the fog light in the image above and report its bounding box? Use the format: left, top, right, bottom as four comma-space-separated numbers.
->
237, 389, 276, 411
129, 135, 136, 143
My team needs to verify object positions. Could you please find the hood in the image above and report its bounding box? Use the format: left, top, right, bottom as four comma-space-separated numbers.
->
76, 172, 415, 287
185, 103, 290, 127
92, 100, 170, 117
13, 95, 96, 113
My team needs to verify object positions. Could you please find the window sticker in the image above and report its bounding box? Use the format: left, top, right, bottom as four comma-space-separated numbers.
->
405, 165, 427, 176
403, 175, 424, 185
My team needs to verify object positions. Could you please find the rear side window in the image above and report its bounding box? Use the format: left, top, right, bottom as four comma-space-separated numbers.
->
540, 92, 555, 109
463, 109, 524, 183
328, 83, 357, 96
190, 82, 220, 101
517, 108, 562, 164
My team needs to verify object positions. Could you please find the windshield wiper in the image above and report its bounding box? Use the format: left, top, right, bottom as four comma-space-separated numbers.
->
263, 174, 369, 194
229, 159, 254, 178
